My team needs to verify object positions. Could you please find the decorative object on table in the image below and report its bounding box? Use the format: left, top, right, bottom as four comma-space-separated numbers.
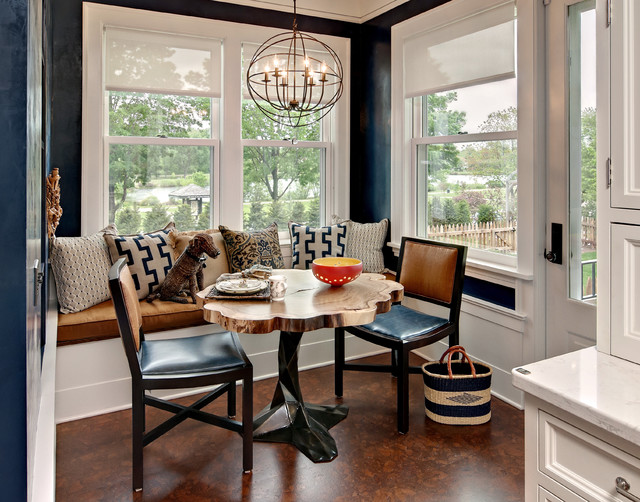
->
289, 221, 347, 269
49, 224, 117, 314
245, 0, 343, 128
146, 233, 221, 304
335, 237, 467, 433
268, 274, 288, 301
422, 345, 492, 425
219, 222, 284, 273
103, 222, 176, 300
167, 229, 229, 287
311, 257, 362, 286
243, 263, 273, 279
46, 168, 63, 239
331, 215, 389, 273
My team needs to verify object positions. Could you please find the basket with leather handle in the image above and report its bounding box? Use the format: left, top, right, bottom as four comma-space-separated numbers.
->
422, 345, 492, 425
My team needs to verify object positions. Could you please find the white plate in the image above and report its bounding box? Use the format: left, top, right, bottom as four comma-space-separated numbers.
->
216, 278, 268, 295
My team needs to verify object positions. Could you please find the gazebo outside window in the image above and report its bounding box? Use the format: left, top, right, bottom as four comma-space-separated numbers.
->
169, 184, 210, 215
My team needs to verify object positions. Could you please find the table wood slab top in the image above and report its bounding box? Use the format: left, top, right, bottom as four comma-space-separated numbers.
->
196, 269, 404, 334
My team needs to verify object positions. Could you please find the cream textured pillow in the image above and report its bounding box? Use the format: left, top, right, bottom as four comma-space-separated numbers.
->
331, 216, 389, 273
289, 222, 348, 269
167, 229, 229, 287
103, 223, 175, 300
50, 224, 116, 314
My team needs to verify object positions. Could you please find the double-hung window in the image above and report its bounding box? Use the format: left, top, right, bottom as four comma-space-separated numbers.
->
392, 0, 520, 267
82, 5, 349, 236
240, 44, 332, 231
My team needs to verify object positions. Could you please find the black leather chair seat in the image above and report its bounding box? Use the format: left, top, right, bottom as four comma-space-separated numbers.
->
141, 332, 247, 376
359, 304, 449, 340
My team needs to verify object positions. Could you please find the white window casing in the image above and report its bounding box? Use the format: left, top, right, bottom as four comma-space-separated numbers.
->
82, 3, 350, 235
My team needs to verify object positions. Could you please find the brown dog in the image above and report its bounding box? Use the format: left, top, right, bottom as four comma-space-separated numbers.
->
146, 233, 221, 304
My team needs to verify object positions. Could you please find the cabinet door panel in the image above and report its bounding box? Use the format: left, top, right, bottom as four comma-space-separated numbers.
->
611, 224, 640, 364
611, 0, 640, 208
538, 485, 587, 502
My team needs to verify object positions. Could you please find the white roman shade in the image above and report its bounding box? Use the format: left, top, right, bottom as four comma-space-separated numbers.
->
403, 1, 515, 98
105, 27, 222, 98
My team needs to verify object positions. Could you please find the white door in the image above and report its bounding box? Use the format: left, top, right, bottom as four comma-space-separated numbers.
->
545, 0, 598, 357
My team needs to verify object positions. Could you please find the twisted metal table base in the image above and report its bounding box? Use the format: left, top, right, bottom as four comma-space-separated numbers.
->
253, 331, 348, 462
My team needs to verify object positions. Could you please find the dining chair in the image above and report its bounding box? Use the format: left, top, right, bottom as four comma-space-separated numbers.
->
335, 237, 467, 434
108, 258, 253, 491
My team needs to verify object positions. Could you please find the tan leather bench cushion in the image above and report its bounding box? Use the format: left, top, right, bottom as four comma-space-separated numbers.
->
57, 299, 207, 346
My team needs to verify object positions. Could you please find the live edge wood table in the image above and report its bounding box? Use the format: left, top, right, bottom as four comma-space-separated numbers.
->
196, 269, 404, 462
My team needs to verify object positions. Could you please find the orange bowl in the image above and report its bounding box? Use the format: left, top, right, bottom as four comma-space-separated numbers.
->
311, 257, 363, 286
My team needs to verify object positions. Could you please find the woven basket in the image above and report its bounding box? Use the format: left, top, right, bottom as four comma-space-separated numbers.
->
422, 345, 492, 425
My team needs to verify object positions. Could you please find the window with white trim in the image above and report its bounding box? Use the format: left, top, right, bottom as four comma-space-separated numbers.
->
82, 4, 350, 236
392, 0, 525, 269
104, 27, 220, 233
241, 43, 332, 231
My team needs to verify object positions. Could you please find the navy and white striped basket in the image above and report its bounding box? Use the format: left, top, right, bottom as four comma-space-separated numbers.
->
422, 345, 492, 425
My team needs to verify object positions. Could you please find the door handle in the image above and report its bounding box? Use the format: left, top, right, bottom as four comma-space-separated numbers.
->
544, 223, 562, 264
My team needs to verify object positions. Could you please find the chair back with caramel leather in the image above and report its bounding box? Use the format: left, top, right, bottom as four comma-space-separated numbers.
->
109, 258, 144, 379
396, 238, 467, 322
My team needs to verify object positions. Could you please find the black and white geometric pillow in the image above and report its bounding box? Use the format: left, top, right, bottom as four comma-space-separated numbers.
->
289, 222, 347, 270
104, 225, 174, 300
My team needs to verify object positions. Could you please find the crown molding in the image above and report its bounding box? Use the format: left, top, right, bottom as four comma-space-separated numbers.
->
211, 0, 409, 23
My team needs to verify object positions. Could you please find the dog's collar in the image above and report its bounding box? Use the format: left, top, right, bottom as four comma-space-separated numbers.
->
186, 250, 207, 263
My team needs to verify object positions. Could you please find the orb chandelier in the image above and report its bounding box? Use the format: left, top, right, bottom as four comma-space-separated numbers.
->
246, 0, 344, 128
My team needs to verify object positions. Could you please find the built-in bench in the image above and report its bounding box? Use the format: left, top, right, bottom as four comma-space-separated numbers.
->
53, 221, 392, 422
57, 299, 207, 346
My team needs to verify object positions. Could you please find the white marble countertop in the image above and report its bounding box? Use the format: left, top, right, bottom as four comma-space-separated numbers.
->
512, 346, 640, 446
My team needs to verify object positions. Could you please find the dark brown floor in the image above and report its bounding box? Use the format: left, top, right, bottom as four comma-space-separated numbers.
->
56, 354, 524, 502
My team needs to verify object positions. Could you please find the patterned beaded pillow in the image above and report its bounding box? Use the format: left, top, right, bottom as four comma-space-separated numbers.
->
50, 224, 117, 314
331, 216, 389, 273
103, 223, 175, 300
219, 222, 285, 273
289, 222, 348, 270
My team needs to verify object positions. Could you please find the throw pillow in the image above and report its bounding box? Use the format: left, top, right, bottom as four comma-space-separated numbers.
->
50, 224, 117, 314
167, 229, 229, 287
289, 222, 347, 270
219, 222, 285, 273
103, 223, 175, 300
331, 216, 389, 273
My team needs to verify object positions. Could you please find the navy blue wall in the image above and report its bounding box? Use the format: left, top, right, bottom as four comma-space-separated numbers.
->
0, 0, 30, 498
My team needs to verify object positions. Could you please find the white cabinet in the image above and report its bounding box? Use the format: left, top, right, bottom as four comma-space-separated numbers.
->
598, 0, 640, 364
525, 396, 640, 502
610, 0, 640, 210
610, 224, 640, 363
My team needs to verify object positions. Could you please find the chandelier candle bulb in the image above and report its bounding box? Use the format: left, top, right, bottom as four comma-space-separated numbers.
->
246, 0, 343, 127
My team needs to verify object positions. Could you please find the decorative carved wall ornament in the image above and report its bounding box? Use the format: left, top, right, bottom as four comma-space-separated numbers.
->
46, 168, 62, 239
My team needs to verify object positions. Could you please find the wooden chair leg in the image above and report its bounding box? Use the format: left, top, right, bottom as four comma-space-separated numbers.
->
242, 375, 253, 473
227, 381, 237, 419
335, 328, 345, 397
132, 385, 144, 492
397, 347, 410, 434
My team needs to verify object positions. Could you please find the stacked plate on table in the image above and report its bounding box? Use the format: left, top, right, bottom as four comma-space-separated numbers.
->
215, 278, 268, 295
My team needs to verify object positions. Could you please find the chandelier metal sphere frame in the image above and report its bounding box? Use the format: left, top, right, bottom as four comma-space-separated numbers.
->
246, 0, 344, 128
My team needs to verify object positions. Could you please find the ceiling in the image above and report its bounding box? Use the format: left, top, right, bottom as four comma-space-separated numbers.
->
212, 0, 409, 23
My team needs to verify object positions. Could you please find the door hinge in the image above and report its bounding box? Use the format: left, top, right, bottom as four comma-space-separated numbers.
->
543, 0, 551, 6
606, 157, 612, 188
607, 0, 611, 27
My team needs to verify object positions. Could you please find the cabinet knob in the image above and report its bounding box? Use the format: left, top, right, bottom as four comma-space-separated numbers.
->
616, 477, 640, 502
